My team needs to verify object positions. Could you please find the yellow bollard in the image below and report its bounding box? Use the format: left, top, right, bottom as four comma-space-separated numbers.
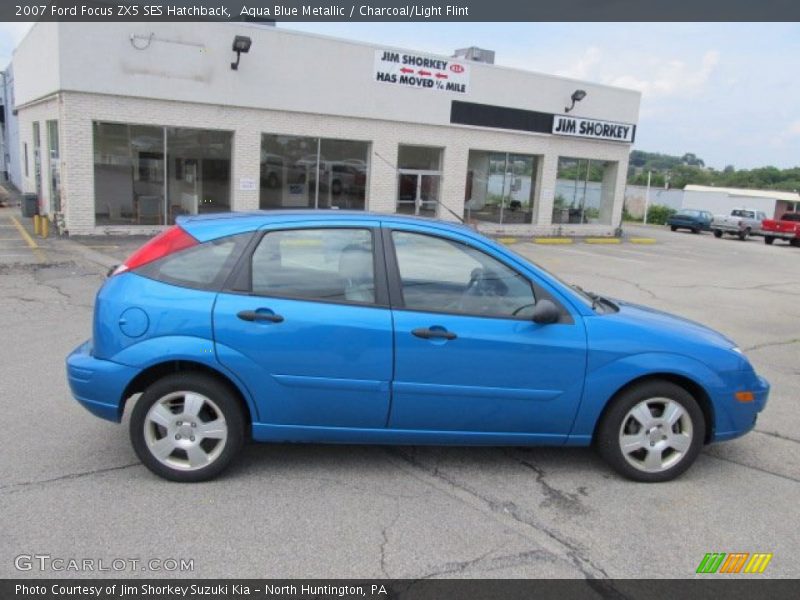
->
33, 214, 41, 236
41, 216, 49, 239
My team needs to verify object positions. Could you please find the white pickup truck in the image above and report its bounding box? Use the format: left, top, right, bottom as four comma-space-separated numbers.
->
711, 208, 767, 240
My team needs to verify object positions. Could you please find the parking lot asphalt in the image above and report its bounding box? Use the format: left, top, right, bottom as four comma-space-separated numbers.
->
0, 222, 797, 580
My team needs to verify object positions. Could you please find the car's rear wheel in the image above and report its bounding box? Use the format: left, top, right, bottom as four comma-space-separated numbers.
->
596, 380, 705, 482
691, 227, 700, 234
764, 236, 775, 245
790, 238, 800, 248
738, 228, 750, 241
130, 373, 244, 482
670, 225, 677, 232
713, 229, 723, 238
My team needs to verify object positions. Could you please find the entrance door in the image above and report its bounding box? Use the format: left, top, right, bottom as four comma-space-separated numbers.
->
397, 171, 440, 217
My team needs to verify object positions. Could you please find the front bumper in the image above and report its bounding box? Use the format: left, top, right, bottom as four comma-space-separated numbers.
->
712, 371, 770, 442
66, 340, 140, 422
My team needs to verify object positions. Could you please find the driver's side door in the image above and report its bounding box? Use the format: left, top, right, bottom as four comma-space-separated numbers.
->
386, 227, 587, 438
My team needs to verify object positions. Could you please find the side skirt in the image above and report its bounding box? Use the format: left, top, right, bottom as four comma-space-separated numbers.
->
252, 423, 572, 446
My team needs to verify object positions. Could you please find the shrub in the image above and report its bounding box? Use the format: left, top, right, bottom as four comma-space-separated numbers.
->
646, 204, 676, 225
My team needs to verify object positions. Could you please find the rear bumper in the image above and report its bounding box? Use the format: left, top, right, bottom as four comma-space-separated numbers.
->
66, 340, 140, 422
763, 230, 799, 240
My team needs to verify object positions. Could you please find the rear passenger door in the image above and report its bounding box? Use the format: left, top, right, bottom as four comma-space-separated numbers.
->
213, 226, 394, 430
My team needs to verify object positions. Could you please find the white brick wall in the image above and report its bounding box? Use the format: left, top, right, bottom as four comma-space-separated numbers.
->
16, 96, 60, 215
50, 91, 630, 236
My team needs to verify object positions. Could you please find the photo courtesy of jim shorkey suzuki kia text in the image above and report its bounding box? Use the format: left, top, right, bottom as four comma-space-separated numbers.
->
14, 584, 387, 597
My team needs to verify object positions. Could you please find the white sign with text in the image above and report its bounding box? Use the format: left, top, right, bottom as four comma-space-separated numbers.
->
552, 115, 635, 143
374, 49, 470, 94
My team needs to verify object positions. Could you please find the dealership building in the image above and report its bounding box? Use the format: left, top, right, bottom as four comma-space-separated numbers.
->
9, 21, 640, 236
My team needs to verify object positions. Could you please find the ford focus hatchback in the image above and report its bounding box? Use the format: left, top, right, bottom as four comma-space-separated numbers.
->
66, 212, 769, 482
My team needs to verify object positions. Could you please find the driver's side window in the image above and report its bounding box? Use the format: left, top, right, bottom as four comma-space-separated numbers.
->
391, 231, 536, 318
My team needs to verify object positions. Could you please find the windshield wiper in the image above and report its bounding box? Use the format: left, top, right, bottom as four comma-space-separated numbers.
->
571, 284, 600, 309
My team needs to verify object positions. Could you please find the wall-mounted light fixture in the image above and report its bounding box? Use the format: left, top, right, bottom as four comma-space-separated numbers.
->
231, 35, 252, 70
565, 89, 587, 113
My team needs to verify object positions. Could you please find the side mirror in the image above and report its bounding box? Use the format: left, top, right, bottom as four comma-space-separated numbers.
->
532, 299, 560, 324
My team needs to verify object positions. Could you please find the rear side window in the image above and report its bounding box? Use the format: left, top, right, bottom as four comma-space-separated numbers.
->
251, 228, 376, 304
136, 234, 249, 290
783, 213, 800, 222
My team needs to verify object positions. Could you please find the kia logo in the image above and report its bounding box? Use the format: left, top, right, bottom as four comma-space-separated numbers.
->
450, 64, 465, 73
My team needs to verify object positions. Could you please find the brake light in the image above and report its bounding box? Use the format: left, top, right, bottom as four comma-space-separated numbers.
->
112, 226, 198, 276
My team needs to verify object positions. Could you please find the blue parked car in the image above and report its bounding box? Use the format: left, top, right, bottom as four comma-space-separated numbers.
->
667, 209, 714, 233
66, 212, 769, 482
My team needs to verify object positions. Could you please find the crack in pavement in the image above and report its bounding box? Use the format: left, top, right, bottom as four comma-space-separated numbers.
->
701, 451, 800, 484
507, 450, 588, 514
0, 463, 141, 494
743, 338, 800, 352
592, 274, 658, 300
378, 501, 401, 578
385, 448, 621, 587
753, 428, 800, 445
418, 545, 501, 579
667, 281, 800, 294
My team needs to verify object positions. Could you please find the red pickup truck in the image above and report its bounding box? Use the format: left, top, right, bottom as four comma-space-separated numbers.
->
762, 212, 800, 246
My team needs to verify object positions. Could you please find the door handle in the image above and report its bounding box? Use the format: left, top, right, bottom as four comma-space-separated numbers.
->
237, 309, 284, 323
412, 327, 457, 340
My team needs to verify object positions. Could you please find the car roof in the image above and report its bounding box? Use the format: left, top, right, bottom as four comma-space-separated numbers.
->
176, 210, 475, 242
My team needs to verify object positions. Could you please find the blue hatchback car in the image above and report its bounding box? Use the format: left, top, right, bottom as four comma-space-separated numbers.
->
66, 212, 769, 482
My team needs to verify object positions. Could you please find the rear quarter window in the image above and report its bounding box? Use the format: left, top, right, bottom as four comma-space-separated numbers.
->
136, 233, 250, 290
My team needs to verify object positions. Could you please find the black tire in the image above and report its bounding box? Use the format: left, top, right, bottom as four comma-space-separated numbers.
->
765, 236, 775, 245
738, 228, 750, 241
790, 239, 800, 248
331, 179, 342, 195
596, 380, 705, 483
713, 229, 723, 238
670, 225, 677, 232
691, 227, 700, 234
266, 172, 279, 189
130, 372, 245, 482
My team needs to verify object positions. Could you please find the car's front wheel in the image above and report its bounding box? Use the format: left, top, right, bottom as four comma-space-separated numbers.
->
713, 229, 723, 238
130, 373, 245, 482
596, 381, 705, 482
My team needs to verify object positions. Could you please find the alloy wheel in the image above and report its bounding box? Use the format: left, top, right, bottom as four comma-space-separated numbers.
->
618, 398, 693, 473
143, 391, 228, 471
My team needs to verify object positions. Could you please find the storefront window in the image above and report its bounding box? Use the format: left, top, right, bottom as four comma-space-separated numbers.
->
554, 157, 617, 225
93, 122, 232, 226
464, 151, 538, 224
167, 127, 232, 220
396, 145, 442, 217
260, 134, 369, 210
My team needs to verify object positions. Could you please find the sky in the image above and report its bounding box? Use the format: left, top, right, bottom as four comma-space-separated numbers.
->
1, 21, 798, 170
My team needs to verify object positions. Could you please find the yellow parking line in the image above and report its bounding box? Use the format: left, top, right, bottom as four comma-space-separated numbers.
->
497, 237, 518, 245
534, 238, 573, 244
585, 238, 621, 244
629, 238, 657, 244
8, 215, 45, 262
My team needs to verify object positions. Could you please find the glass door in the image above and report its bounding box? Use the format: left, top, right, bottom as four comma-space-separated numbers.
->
397, 171, 441, 216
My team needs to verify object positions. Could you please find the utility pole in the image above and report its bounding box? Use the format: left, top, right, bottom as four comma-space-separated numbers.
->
643, 170, 652, 225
